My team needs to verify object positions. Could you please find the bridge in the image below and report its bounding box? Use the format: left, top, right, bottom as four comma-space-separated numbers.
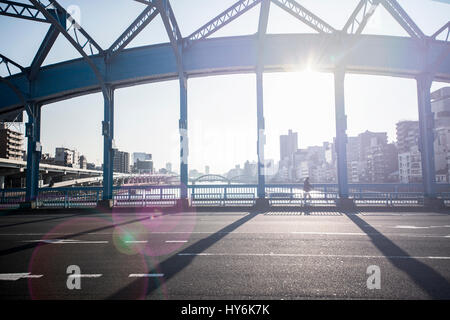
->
2, 1, 450, 302
0, 157, 136, 188
0, 0, 449, 210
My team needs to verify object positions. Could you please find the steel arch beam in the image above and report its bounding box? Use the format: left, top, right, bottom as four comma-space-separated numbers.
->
1, 34, 450, 112
0, 76, 28, 115
107, 4, 159, 62
343, 0, 380, 35
0, 0, 48, 23
270, 0, 335, 34
184, 0, 262, 49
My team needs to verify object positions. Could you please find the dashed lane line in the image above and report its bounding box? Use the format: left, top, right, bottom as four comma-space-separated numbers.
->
0, 273, 43, 281
128, 274, 164, 278
178, 252, 450, 260
21, 239, 108, 244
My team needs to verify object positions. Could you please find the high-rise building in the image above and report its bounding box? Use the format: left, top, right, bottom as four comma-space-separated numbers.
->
113, 149, 130, 173
132, 153, 152, 174
396, 121, 421, 183
366, 143, 398, 183
398, 145, 422, 183
166, 162, 172, 173
345, 131, 390, 182
79, 155, 87, 170
135, 159, 153, 174
0, 124, 24, 160
396, 121, 420, 153
55, 147, 79, 168
280, 129, 298, 162
431, 87, 450, 182
132, 152, 152, 165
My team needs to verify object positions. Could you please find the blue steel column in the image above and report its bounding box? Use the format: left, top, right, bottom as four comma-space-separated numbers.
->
256, 0, 270, 202
180, 77, 188, 199
256, 71, 266, 199
334, 69, 349, 199
102, 86, 114, 201
416, 74, 436, 199
25, 102, 41, 202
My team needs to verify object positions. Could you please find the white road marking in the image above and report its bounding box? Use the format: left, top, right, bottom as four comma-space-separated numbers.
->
68, 274, 102, 278
129, 274, 164, 278
290, 231, 450, 239
22, 239, 108, 244
2, 231, 449, 239
394, 225, 450, 229
0, 273, 43, 281
291, 231, 366, 236
178, 253, 450, 260
165, 240, 188, 243
124, 240, 148, 244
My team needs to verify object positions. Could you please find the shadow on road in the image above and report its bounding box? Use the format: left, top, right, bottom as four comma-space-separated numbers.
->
345, 210, 450, 299
108, 211, 261, 299
0, 213, 90, 229
0, 216, 153, 257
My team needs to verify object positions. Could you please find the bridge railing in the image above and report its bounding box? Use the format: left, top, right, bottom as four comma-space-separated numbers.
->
189, 184, 257, 206
113, 185, 180, 207
0, 188, 26, 209
37, 187, 102, 208
0, 183, 449, 209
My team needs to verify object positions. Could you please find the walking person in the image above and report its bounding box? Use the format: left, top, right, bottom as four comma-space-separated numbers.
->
303, 177, 312, 205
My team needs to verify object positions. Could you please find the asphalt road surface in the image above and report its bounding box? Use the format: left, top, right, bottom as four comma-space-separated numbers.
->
1, 208, 450, 300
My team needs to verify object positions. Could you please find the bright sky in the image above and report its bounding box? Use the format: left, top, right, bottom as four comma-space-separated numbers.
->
0, 0, 449, 174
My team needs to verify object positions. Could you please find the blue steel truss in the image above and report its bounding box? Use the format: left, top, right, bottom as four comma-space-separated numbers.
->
343, 0, 380, 35
0, 0, 449, 207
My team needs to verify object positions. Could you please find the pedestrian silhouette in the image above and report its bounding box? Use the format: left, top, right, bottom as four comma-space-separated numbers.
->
303, 177, 312, 205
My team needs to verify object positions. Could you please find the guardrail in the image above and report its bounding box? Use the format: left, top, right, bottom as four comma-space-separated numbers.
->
190, 184, 256, 206
0, 183, 448, 209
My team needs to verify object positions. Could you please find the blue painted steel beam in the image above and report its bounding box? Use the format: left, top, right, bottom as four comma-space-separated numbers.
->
156, 0, 188, 199
29, 25, 60, 81
270, 0, 335, 33
25, 102, 41, 202
102, 86, 114, 200
416, 74, 436, 198
0, 0, 48, 23
107, 5, 158, 62
256, 0, 270, 199
432, 22, 450, 41
0, 53, 26, 76
156, 0, 183, 76
1, 34, 450, 113
29, 0, 103, 56
179, 81, 188, 199
380, 0, 425, 40
334, 69, 349, 199
256, 72, 266, 199
343, 0, 380, 35
184, 0, 262, 49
